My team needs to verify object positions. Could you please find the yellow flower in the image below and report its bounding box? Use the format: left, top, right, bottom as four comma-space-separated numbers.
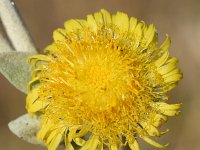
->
26, 9, 182, 150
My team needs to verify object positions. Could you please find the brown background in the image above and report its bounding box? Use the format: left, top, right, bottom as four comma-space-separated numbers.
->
0, 0, 200, 150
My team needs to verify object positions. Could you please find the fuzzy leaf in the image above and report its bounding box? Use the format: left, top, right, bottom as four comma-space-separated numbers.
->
0, 51, 35, 93
8, 114, 42, 145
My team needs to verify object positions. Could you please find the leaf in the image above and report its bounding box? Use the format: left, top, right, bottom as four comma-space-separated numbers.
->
0, 51, 35, 93
8, 114, 42, 145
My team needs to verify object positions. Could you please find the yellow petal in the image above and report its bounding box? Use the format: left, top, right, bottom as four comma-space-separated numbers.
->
157, 58, 178, 75
129, 17, 137, 32
74, 126, 90, 137
112, 12, 129, 31
26, 87, 48, 113
128, 139, 139, 150
31, 68, 41, 78
160, 129, 170, 135
165, 83, 177, 91
152, 114, 168, 127
140, 121, 160, 136
94, 12, 103, 25
133, 22, 145, 49
27, 100, 47, 113
46, 130, 58, 144
48, 133, 62, 150
101, 9, 111, 25
156, 102, 181, 110
164, 73, 182, 83
151, 102, 181, 116
64, 129, 74, 150
68, 125, 82, 142
87, 15, 97, 31
148, 125, 160, 136
47, 128, 65, 150
160, 36, 171, 52
154, 51, 169, 67
44, 44, 58, 53
53, 28, 68, 41
142, 24, 156, 47
28, 55, 51, 67
162, 109, 180, 116
162, 68, 180, 78
110, 143, 118, 150
64, 19, 85, 32
37, 119, 52, 140
73, 137, 86, 146
27, 76, 40, 91
80, 135, 99, 150
76, 19, 88, 27
97, 142, 103, 150
26, 86, 39, 105
142, 137, 168, 148
65, 142, 74, 150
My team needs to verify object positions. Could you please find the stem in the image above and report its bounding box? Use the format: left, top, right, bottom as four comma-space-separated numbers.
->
0, 0, 37, 53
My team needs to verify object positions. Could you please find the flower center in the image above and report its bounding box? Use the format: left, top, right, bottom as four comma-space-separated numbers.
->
70, 45, 131, 110
75, 61, 119, 109
86, 65, 110, 91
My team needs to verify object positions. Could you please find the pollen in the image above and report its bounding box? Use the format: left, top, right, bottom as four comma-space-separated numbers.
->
26, 9, 182, 150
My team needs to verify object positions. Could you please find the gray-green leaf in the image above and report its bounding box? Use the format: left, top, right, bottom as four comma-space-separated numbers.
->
8, 114, 42, 145
0, 51, 35, 93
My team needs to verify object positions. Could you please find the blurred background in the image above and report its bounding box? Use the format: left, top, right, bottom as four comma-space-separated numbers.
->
0, 0, 200, 149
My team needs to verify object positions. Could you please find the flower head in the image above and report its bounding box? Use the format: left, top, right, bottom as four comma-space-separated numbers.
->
26, 9, 182, 150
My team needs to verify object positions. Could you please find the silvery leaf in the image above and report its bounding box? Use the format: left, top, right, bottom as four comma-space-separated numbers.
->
8, 114, 42, 144
0, 51, 35, 93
